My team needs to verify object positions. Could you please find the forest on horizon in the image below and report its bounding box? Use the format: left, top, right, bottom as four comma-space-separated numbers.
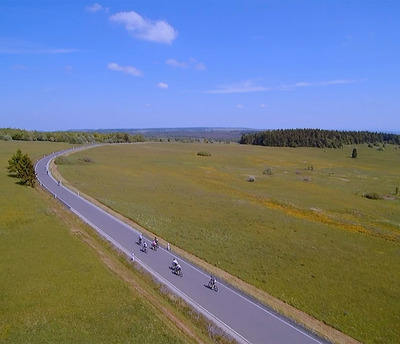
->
1, 127, 400, 147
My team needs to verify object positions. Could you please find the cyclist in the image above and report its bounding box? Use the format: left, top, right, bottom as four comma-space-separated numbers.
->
172, 258, 178, 268
175, 264, 182, 275
209, 276, 217, 287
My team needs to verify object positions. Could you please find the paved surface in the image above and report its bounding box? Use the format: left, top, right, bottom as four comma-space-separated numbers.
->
35, 147, 330, 344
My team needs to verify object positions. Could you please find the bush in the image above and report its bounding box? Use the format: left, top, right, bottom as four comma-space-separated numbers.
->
81, 157, 94, 163
364, 192, 383, 200
0, 133, 12, 141
247, 175, 256, 182
197, 151, 211, 157
263, 167, 272, 175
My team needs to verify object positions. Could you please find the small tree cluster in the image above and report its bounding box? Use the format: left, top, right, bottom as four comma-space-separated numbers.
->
7, 149, 37, 187
197, 151, 211, 156
363, 192, 382, 200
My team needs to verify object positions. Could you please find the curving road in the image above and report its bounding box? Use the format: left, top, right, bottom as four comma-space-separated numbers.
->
35, 147, 330, 344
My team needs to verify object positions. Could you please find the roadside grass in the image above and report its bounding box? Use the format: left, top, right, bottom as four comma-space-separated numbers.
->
0, 141, 224, 344
57, 142, 400, 344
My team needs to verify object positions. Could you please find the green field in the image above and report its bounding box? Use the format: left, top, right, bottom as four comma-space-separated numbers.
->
57, 142, 400, 344
0, 141, 218, 344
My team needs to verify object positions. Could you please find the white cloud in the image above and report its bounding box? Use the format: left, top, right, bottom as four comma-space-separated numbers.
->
110, 11, 178, 44
166, 57, 206, 70
46, 48, 79, 54
86, 3, 103, 12
0, 38, 80, 54
195, 62, 206, 70
206, 78, 362, 94
166, 59, 187, 68
107, 62, 143, 77
320, 79, 359, 85
158, 82, 168, 89
293, 82, 310, 87
2, 47, 78, 54
0, 42, 79, 54
280, 79, 361, 90
190, 58, 206, 70
206, 80, 269, 94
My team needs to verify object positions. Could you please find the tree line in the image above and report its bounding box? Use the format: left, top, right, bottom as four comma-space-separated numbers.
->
0, 128, 145, 144
239, 129, 400, 148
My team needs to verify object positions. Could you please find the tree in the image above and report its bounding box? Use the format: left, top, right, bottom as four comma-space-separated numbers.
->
7, 148, 23, 173
17, 153, 36, 187
7, 149, 36, 187
352, 147, 358, 159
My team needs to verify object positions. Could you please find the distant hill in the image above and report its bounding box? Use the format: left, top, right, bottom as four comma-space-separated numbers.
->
77, 127, 256, 141
3, 127, 399, 146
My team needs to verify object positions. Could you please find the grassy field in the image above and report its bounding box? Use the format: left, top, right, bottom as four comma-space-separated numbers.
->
0, 141, 223, 344
57, 142, 400, 344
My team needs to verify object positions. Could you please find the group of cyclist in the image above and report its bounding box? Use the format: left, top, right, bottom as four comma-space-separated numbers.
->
137, 233, 217, 289
138, 233, 159, 252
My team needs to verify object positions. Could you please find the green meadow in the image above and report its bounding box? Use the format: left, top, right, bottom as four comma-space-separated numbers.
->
0, 141, 215, 344
57, 142, 400, 344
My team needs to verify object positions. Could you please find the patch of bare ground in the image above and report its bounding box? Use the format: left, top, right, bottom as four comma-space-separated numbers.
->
383, 195, 396, 201
50, 161, 362, 344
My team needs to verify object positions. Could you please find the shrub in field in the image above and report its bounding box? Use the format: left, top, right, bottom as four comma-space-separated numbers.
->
263, 167, 273, 175
364, 192, 383, 200
247, 175, 256, 182
81, 157, 94, 163
0, 133, 12, 141
197, 151, 211, 157
352, 148, 358, 159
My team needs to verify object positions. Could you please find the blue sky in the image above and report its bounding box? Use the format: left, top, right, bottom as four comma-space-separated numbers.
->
1, 1, 399, 131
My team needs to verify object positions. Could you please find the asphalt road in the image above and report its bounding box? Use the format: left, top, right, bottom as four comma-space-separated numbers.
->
35, 147, 330, 344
